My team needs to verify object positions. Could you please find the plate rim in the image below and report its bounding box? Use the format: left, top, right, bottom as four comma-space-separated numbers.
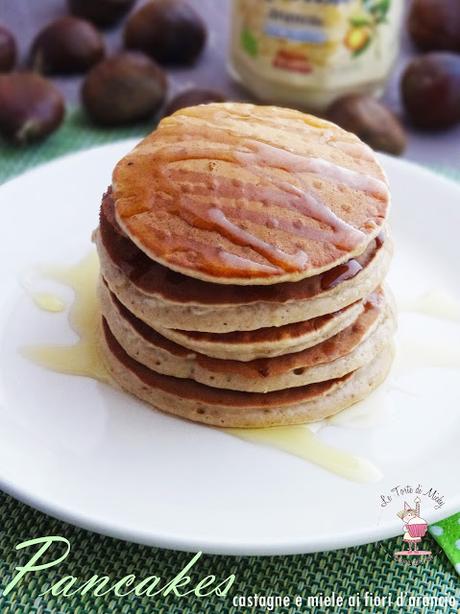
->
1, 472, 457, 556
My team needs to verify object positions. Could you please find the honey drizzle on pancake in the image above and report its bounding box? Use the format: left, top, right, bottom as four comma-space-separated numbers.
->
148, 122, 369, 258
100, 191, 384, 304
101, 194, 384, 304
115, 112, 388, 274
163, 167, 341, 246
234, 139, 388, 199
207, 207, 308, 270
321, 260, 363, 291
21, 251, 383, 483
113, 104, 389, 285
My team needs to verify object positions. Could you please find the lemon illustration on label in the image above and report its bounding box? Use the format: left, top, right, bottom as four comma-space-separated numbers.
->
346, 0, 392, 58
344, 26, 371, 54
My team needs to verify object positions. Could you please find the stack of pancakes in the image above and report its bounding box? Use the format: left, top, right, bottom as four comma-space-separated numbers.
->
95, 103, 395, 428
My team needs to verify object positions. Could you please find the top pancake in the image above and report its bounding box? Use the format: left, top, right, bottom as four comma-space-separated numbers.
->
112, 102, 390, 285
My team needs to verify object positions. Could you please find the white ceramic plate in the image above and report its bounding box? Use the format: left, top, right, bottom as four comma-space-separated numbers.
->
0, 141, 459, 555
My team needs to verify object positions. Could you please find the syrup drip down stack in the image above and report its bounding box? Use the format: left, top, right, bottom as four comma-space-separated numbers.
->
95, 103, 395, 427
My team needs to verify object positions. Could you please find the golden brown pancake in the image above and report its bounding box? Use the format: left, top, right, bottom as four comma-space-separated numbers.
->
96, 194, 392, 332
111, 103, 390, 285
100, 318, 395, 427
96, 224, 392, 332
99, 191, 385, 306
93, 102, 396, 428
99, 280, 394, 392
154, 300, 364, 360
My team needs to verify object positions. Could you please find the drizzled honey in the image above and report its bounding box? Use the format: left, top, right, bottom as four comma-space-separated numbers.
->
22, 252, 110, 384
112, 104, 389, 281
22, 249, 460, 484
100, 194, 383, 305
30, 292, 66, 313
21, 251, 383, 483
226, 425, 382, 483
20, 273, 67, 313
400, 290, 460, 323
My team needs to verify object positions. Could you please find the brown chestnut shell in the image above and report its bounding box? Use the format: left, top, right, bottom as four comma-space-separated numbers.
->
30, 17, 105, 75
327, 94, 406, 155
401, 52, 460, 130
0, 73, 65, 144
124, 0, 207, 65
82, 52, 168, 125
409, 0, 460, 52
0, 24, 17, 72
68, 0, 137, 28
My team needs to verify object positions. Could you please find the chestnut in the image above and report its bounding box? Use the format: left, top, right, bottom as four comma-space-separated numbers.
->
409, 0, 460, 52
327, 95, 406, 155
82, 52, 167, 125
124, 0, 207, 65
0, 24, 17, 72
68, 0, 137, 28
30, 17, 105, 75
164, 88, 227, 116
0, 73, 65, 144
401, 53, 460, 130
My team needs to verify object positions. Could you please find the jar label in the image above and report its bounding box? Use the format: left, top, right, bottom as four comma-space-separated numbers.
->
231, 0, 403, 91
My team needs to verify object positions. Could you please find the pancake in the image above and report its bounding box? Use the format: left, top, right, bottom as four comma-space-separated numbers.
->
111, 102, 390, 285
99, 281, 394, 392
99, 190, 386, 306
154, 301, 364, 361
93, 101, 396, 428
96, 226, 392, 332
99, 318, 395, 427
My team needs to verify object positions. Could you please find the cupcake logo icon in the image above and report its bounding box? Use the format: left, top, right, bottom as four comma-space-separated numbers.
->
394, 496, 432, 562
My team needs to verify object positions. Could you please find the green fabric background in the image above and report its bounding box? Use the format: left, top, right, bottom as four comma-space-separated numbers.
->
0, 110, 459, 613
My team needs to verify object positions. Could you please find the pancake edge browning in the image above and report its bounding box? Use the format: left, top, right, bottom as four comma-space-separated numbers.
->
99, 279, 395, 392
99, 320, 395, 427
112, 103, 390, 285
95, 228, 393, 332
153, 301, 364, 361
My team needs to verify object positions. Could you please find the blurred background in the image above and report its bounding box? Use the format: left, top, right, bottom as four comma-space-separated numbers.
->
0, 0, 459, 173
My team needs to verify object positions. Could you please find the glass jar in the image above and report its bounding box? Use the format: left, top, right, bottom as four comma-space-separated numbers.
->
229, 0, 404, 112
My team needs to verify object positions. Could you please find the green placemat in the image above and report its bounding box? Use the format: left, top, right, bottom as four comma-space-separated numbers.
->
0, 108, 151, 185
0, 492, 459, 614
0, 111, 459, 613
